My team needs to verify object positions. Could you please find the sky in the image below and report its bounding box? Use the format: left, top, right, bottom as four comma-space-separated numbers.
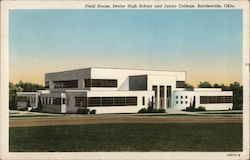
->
9, 9, 242, 87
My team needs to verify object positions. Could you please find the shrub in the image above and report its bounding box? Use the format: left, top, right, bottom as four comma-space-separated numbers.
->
17, 107, 27, 111
157, 108, 166, 113
138, 108, 148, 113
183, 106, 206, 112
90, 109, 96, 114
77, 108, 90, 114
30, 108, 40, 112
138, 108, 166, 113
196, 106, 206, 111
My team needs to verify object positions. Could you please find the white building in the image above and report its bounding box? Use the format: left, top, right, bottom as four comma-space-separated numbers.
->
16, 67, 233, 113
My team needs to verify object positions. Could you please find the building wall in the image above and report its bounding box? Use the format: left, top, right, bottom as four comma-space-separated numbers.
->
45, 68, 91, 91
173, 90, 233, 111
91, 67, 185, 91
65, 90, 154, 114
16, 92, 38, 109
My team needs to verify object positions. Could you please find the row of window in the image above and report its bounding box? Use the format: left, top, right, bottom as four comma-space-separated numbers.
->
85, 79, 117, 88
200, 96, 232, 104
176, 101, 188, 104
16, 96, 36, 103
176, 95, 188, 99
152, 85, 172, 108
40, 97, 66, 105
75, 96, 137, 107
54, 80, 78, 88
50, 79, 118, 88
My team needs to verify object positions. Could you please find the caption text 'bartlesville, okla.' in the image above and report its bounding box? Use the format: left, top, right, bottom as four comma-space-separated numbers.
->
84, 3, 235, 9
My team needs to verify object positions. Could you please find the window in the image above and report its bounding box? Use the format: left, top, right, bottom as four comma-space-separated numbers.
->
176, 101, 178, 104
152, 86, 158, 107
186, 101, 188, 104
167, 86, 172, 108
54, 80, 78, 88
75, 97, 87, 107
53, 98, 61, 105
16, 96, 28, 102
176, 81, 185, 88
75, 96, 137, 107
85, 79, 117, 88
160, 86, 164, 108
181, 101, 183, 104
181, 96, 183, 99
200, 96, 233, 104
88, 97, 101, 107
125, 97, 137, 106
114, 97, 126, 106
176, 96, 178, 99
102, 97, 114, 106
185, 96, 188, 99
142, 97, 145, 105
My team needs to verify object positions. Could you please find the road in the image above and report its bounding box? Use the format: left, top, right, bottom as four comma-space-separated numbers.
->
9, 114, 242, 127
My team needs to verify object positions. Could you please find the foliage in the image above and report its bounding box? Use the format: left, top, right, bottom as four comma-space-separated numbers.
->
9, 81, 44, 110
77, 108, 90, 114
198, 81, 212, 88
157, 108, 166, 113
138, 108, 148, 113
184, 83, 194, 91
30, 108, 40, 112
15, 80, 44, 92
17, 107, 27, 111
183, 106, 206, 112
138, 107, 166, 113
196, 106, 206, 111
89, 110, 96, 114
198, 81, 243, 110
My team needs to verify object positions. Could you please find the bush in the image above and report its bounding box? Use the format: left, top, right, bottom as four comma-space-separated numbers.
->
30, 108, 40, 112
183, 106, 206, 112
196, 106, 206, 111
158, 109, 166, 113
17, 107, 27, 111
90, 109, 96, 114
138, 108, 148, 113
138, 108, 166, 113
77, 108, 90, 114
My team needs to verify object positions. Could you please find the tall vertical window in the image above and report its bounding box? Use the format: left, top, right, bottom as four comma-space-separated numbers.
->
152, 86, 158, 108
167, 86, 172, 108
160, 86, 164, 108
142, 96, 145, 105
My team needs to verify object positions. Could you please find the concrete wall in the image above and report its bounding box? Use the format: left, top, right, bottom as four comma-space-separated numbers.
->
16, 92, 38, 109
91, 67, 185, 91
173, 89, 233, 111
45, 68, 91, 91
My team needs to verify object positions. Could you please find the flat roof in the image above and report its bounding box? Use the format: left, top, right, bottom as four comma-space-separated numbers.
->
46, 66, 186, 74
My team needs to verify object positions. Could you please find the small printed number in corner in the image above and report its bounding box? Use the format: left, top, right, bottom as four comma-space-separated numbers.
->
226, 153, 240, 157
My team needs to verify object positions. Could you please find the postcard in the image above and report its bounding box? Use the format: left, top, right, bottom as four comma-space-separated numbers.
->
0, 0, 249, 160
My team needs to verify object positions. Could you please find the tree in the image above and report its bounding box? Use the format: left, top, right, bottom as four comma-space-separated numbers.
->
9, 82, 22, 110
9, 81, 44, 110
198, 81, 212, 88
229, 82, 243, 110
184, 83, 194, 90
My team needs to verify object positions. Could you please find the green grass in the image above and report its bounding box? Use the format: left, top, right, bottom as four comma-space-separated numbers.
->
9, 123, 242, 152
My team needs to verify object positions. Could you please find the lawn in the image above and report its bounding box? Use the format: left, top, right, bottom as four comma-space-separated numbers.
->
9, 123, 242, 152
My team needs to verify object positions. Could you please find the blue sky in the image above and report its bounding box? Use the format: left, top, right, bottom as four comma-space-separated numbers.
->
9, 9, 242, 86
